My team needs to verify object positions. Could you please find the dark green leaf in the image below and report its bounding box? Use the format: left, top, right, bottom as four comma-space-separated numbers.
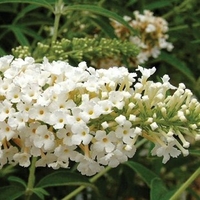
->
0, 185, 25, 200
145, 1, 172, 10
91, 17, 117, 38
20, 27, 44, 41
160, 190, 177, 200
0, 4, 17, 13
0, 0, 53, 11
32, 187, 49, 200
0, 47, 6, 56
158, 52, 195, 83
125, 161, 158, 187
8, 176, 26, 188
65, 5, 138, 35
0, 27, 10, 40
126, 0, 137, 6
36, 171, 95, 189
13, 4, 40, 23
189, 149, 200, 156
150, 178, 168, 200
11, 26, 30, 46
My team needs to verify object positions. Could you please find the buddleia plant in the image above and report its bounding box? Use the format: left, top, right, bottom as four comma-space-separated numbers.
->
0, 1, 199, 200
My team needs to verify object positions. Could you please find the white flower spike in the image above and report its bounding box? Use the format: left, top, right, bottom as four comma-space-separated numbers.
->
0, 55, 199, 176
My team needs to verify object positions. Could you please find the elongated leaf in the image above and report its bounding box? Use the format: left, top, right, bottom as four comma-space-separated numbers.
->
32, 187, 49, 200
150, 178, 168, 200
20, 27, 44, 41
125, 161, 158, 187
13, 4, 40, 23
8, 176, 26, 188
145, 1, 172, 10
0, 26, 10, 40
0, 4, 17, 13
91, 17, 117, 38
0, 185, 25, 200
160, 190, 177, 200
0, 0, 53, 11
65, 5, 138, 35
0, 165, 16, 177
126, 0, 137, 6
36, 171, 95, 189
158, 52, 195, 83
189, 149, 200, 156
11, 26, 30, 46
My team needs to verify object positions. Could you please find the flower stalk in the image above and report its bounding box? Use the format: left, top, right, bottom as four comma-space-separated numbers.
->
170, 166, 200, 200
25, 157, 37, 200
52, 0, 64, 42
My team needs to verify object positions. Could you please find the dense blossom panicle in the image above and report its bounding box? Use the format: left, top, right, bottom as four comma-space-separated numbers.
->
111, 10, 173, 65
94, 10, 173, 68
0, 55, 199, 176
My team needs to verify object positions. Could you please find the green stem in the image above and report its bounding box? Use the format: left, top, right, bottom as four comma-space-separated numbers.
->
25, 157, 37, 200
62, 185, 85, 200
52, 0, 64, 43
170, 166, 200, 200
135, 138, 147, 148
90, 165, 111, 183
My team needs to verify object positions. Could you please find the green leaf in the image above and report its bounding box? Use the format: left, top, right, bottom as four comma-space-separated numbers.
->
0, 4, 17, 13
161, 190, 177, 200
11, 26, 30, 46
150, 178, 168, 200
32, 187, 49, 200
36, 171, 96, 189
145, 1, 172, 10
0, 0, 53, 11
126, 0, 137, 6
0, 185, 25, 200
158, 52, 195, 83
13, 4, 40, 23
65, 5, 138, 35
8, 176, 26, 188
125, 161, 158, 187
0, 165, 16, 177
0, 47, 6, 56
191, 39, 200, 44
189, 149, 200, 156
91, 17, 117, 38
0, 26, 10, 40
20, 27, 44, 41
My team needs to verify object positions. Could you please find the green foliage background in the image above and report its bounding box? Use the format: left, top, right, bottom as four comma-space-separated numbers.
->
0, 0, 200, 200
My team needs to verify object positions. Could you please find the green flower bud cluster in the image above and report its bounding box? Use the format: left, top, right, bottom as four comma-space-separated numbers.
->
12, 38, 139, 65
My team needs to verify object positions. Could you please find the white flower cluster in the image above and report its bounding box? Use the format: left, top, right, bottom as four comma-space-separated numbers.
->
0, 55, 199, 176
112, 10, 174, 64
